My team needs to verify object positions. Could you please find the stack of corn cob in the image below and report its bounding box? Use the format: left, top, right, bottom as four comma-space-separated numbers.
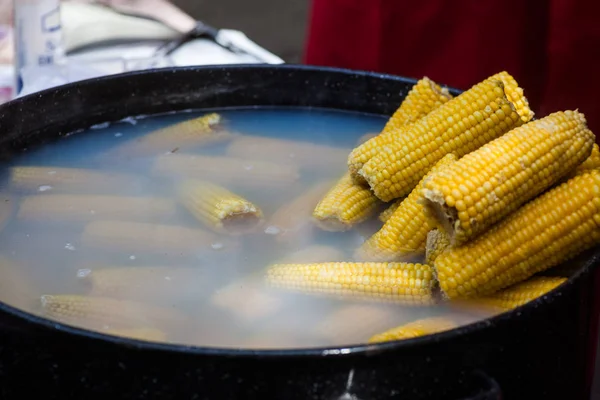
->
266, 71, 600, 344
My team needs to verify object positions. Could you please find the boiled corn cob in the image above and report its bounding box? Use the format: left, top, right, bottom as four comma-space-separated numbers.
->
40, 294, 186, 331
103, 327, 167, 342
211, 280, 283, 322
313, 172, 381, 232
359, 74, 532, 201
276, 245, 347, 264
266, 262, 436, 305
570, 143, 600, 177
178, 179, 264, 235
425, 229, 451, 265
423, 111, 594, 244
225, 136, 351, 171
0, 257, 38, 310
0, 193, 14, 234
315, 305, 399, 344
111, 113, 233, 157
489, 71, 534, 123
357, 154, 456, 261
152, 154, 300, 188
348, 77, 452, 179
356, 133, 378, 146
368, 317, 457, 343
434, 170, 600, 299
266, 181, 332, 243
81, 220, 221, 256
10, 166, 139, 193
17, 194, 177, 223
378, 199, 402, 223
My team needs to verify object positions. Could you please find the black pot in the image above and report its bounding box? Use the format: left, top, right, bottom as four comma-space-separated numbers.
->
0, 65, 598, 400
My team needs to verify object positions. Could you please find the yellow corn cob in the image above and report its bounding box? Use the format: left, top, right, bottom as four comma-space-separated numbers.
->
314, 305, 399, 344
356, 133, 379, 146
570, 143, 600, 177
211, 280, 283, 322
178, 179, 264, 235
266, 181, 332, 243
17, 194, 177, 223
348, 77, 452, 180
368, 317, 457, 343
359, 74, 532, 201
81, 220, 221, 256
312, 172, 381, 231
40, 294, 186, 331
276, 245, 347, 264
378, 199, 402, 223
266, 262, 436, 305
80, 266, 205, 303
9, 166, 139, 193
111, 113, 233, 157
152, 154, 300, 188
357, 154, 457, 261
102, 327, 167, 342
423, 111, 594, 244
225, 136, 351, 170
434, 170, 600, 299
425, 229, 451, 265
489, 71, 534, 123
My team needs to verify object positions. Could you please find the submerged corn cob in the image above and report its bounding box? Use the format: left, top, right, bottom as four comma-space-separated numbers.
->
423, 111, 594, 244
0, 193, 14, 234
81, 220, 220, 256
315, 305, 399, 344
178, 179, 264, 235
368, 317, 457, 343
425, 229, 451, 265
276, 245, 347, 264
357, 154, 456, 261
266, 181, 332, 243
378, 199, 402, 223
226, 136, 351, 170
359, 74, 532, 201
348, 77, 452, 179
266, 262, 436, 305
435, 170, 600, 299
10, 166, 140, 193
211, 280, 283, 322
312, 172, 381, 231
570, 143, 600, 177
17, 194, 177, 223
153, 154, 300, 188
103, 327, 167, 342
0, 257, 37, 310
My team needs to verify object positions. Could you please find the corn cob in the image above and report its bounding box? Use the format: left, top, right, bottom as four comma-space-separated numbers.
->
356, 133, 378, 146
434, 170, 600, 299
17, 194, 177, 223
348, 77, 452, 180
0, 193, 14, 234
266, 262, 435, 305
425, 229, 451, 265
178, 179, 264, 235
225, 136, 351, 170
277, 245, 347, 264
359, 74, 532, 201
266, 181, 332, 243
9, 166, 139, 193
378, 199, 402, 223
570, 143, 600, 178
0, 257, 38, 310
111, 113, 233, 157
314, 305, 398, 344
368, 317, 457, 343
153, 154, 300, 188
423, 111, 594, 244
40, 294, 186, 330
81, 266, 205, 303
313, 172, 381, 231
211, 280, 283, 322
103, 327, 167, 342
81, 220, 221, 256
357, 154, 457, 261
489, 71, 534, 123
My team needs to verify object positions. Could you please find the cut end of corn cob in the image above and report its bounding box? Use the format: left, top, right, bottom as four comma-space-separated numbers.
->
266, 262, 436, 305
489, 71, 534, 123
312, 172, 381, 232
425, 229, 451, 266
368, 317, 457, 343
178, 179, 264, 235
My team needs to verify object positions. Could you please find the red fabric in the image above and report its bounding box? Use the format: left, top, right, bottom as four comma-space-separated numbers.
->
304, 0, 600, 138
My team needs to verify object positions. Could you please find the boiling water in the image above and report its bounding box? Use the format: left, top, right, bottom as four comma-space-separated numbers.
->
0, 108, 489, 348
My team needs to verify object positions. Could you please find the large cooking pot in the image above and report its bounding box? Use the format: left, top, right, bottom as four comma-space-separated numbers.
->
0, 65, 598, 400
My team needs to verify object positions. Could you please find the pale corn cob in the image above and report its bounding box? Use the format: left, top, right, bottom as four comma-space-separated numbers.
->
570, 143, 600, 177
81, 220, 220, 256
425, 229, 451, 265
17, 194, 176, 223
276, 245, 347, 264
434, 170, 600, 299
357, 155, 457, 261
80, 266, 205, 303
356, 133, 378, 146
266, 262, 436, 305
225, 136, 351, 170
178, 179, 264, 235
315, 305, 398, 344
423, 111, 594, 244
40, 294, 186, 330
211, 280, 283, 322
378, 199, 402, 223
0, 257, 38, 310
111, 113, 233, 156
0, 193, 14, 234
152, 154, 300, 188
10, 166, 139, 193
266, 181, 332, 243
348, 77, 452, 179
368, 317, 457, 343
313, 172, 381, 231
359, 74, 532, 201
103, 327, 167, 342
